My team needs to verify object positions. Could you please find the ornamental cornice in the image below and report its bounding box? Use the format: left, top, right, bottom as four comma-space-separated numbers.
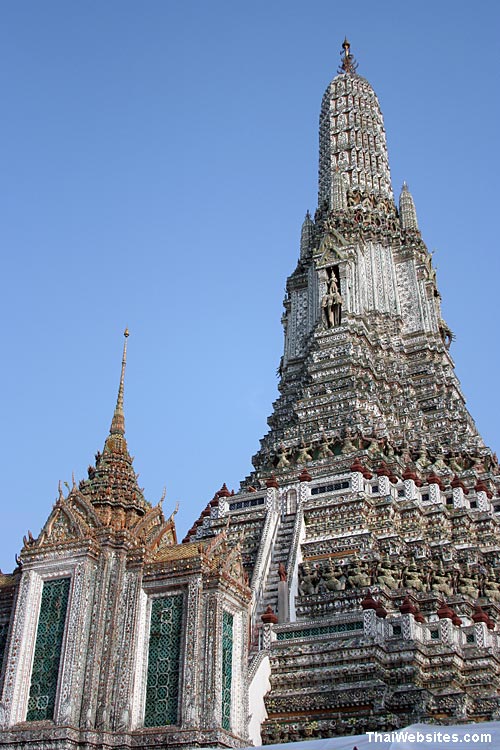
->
142, 562, 203, 582
0, 725, 248, 749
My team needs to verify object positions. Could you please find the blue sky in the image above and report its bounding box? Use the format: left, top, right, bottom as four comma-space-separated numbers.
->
1, 1, 498, 571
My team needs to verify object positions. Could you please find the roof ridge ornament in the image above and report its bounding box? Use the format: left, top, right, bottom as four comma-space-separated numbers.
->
110, 328, 129, 436
338, 37, 358, 75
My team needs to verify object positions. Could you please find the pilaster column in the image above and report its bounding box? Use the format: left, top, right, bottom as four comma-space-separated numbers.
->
201, 592, 222, 729
476, 490, 489, 511
400, 613, 416, 639
440, 618, 452, 645
111, 567, 142, 731
277, 580, 289, 624
453, 486, 465, 508
378, 475, 390, 495
57, 560, 94, 727
474, 622, 488, 648
261, 622, 276, 651
130, 588, 148, 729
298, 478, 310, 505
428, 483, 441, 504
350, 470, 363, 493
404, 478, 416, 500
266, 486, 279, 511
363, 608, 377, 638
231, 608, 249, 738
182, 576, 203, 728
0, 570, 43, 727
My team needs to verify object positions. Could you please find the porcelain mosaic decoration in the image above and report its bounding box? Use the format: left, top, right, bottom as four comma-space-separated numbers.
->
1, 40, 499, 750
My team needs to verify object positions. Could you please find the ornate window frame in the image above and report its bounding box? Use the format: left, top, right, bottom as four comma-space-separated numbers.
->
0, 558, 84, 728
220, 600, 247, 737
131, 584, 187, 730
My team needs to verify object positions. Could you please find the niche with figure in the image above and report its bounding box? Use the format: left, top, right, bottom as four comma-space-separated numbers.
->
321, 266, 342, 328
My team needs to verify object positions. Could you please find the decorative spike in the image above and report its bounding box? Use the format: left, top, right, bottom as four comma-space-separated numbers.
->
110, 328, 129, 436
217, 483, 231, 498
167, 501, 179, 522
159, 487, 166, 505
300, 211, 314, 259
399, 182, 419, 231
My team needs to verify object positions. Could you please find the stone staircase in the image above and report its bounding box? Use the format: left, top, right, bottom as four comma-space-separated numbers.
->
260, 514, 295, 617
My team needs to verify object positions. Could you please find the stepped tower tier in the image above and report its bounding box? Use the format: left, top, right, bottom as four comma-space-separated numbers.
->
185, 41, 500, 738
246, 40, 487, 484
2, 40, 500, 749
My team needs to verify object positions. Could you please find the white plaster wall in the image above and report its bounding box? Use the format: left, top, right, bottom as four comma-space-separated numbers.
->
247, 654, 271, 746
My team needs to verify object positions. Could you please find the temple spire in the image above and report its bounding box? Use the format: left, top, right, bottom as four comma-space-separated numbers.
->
300, 210, 314, 259
80, 327, 151, 521
110, 328, 129, 436
319, 39, 391, 204
399, 182, 419, 231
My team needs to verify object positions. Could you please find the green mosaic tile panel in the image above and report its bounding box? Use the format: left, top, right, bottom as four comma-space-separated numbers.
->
144, 594, 183, 727
27, 577, 70, 721
221, 610, 233, 731
276, 620, 363, 640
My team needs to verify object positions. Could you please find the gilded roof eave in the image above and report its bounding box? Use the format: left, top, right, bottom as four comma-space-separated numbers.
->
148, 540, 202, 563
144, 534, 251, 599
0, 572, 20, 588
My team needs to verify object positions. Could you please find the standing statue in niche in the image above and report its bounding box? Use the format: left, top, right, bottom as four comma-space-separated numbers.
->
321, 274, 343, 328
276, 444, 290, 468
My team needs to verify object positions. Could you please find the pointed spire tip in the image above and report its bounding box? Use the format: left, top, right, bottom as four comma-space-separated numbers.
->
110, 329, 129, 436
339, 37, 358, 75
